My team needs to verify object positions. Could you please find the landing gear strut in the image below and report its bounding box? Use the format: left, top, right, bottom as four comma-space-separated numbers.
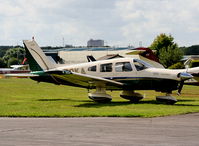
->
88, 86, 112, 103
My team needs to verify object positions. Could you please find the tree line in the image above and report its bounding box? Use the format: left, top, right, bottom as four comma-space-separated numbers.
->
181, 45, 199, 55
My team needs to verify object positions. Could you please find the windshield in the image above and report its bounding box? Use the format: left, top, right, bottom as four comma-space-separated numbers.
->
133, 59, 153, 71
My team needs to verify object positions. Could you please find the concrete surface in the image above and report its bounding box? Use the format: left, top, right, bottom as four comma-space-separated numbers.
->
0, 113, 199, 146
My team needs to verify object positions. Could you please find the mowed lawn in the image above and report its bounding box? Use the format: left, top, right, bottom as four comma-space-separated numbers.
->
0, 78, 199, 117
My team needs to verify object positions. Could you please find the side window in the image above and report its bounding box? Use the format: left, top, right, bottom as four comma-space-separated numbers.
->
134, 60, 146, 71
88, 65, 96, 72
115, 62, 132, 72
100, 63, 112, 72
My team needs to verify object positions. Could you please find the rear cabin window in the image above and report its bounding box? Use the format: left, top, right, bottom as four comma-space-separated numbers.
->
88, 65, 96, 72
100, 63, 112, 72
115, 62, 132, 72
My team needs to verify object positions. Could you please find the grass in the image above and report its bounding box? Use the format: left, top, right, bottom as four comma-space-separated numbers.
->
0, 78, 199, 117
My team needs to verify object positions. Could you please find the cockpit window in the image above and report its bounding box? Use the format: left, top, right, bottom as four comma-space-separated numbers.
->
115, 62, 132, 72
88, 65, 96, 72
133, 59, 153, 71
100, 63, 112, 72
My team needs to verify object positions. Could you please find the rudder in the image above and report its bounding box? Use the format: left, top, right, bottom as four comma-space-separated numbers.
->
23, 40, 56, 71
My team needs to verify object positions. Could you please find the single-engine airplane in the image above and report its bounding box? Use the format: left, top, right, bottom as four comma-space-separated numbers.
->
0, 65, 30, 78
7, 39, 199, 104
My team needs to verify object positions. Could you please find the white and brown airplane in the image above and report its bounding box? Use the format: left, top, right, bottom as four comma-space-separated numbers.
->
0, 65, 30, 78
7, 40, 199, 104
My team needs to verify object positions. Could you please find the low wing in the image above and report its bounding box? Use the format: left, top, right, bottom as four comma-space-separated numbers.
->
46, 70, 124, 90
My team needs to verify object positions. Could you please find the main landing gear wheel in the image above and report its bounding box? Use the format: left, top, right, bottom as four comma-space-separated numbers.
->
88, 87, 112, 103
120, 90, 144, 103
156, 94, 177, 105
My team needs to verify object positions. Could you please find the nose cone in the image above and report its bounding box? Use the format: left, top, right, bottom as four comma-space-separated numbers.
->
178, 72, 193, 81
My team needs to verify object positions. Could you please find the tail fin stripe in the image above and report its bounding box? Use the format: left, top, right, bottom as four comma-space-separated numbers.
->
30, 48, 50, 70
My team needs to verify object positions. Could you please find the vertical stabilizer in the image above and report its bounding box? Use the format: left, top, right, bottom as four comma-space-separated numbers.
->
23, 40, 56, 71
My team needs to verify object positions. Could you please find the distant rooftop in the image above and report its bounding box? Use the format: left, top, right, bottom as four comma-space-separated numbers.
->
43, 46, 135, 52
62, 46, 133, 51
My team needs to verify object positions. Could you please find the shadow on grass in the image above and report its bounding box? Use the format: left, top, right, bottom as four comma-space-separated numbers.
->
143, 99, 199, 106
75, 100, 168, 108
75, 99, 199, 108
38, 98, 199, 107
177, 99, 196, 102
174, 104, 199, 107
75, 101, 133, 108
37, 98, 91, 103
174, 99, 199, 106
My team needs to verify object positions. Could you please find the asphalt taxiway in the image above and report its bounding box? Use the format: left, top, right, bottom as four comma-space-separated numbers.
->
0, 113, 199, 146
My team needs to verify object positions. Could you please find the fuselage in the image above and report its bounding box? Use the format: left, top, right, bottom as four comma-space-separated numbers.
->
49, 57, 185, 92
57, 58, 181, 80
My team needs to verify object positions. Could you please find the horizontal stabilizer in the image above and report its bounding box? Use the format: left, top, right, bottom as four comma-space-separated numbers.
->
5, 73, 39, 78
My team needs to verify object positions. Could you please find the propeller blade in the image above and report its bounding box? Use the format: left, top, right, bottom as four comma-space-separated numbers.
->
178, 72, 193, 81
177, 80, 184, 95
184, 58, 192, 71
177, 72, 193, 95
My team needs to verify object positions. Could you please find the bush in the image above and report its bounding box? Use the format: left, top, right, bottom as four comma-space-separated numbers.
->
168, 62, 185, 69
190, 60, 199, 67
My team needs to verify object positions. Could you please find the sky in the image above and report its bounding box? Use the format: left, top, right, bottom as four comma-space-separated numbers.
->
0, 0, 199, 47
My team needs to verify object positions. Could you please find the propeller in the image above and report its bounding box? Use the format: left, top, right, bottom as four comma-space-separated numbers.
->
177, 72, 193, 95
184, 58, 192, 71
177, 80, 184, 95
177, 58, 193, 95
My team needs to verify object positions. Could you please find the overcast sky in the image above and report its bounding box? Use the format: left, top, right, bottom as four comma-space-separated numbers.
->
0, 0, 199, 47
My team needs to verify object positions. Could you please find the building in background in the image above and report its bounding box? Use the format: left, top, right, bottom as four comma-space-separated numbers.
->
87, 39, 104, 47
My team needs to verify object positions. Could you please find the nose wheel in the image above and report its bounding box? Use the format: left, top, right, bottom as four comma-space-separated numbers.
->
156, 93, 177, 104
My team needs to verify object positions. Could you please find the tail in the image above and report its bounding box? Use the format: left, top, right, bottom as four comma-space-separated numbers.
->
23, 40, 57, 71
136, 47, 159, 63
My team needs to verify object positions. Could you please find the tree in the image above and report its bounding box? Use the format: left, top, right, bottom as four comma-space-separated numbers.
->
150, 33, 183, 68
7, 57, 19, 67
0, 58, 6, 68
3, 47, 25, 67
